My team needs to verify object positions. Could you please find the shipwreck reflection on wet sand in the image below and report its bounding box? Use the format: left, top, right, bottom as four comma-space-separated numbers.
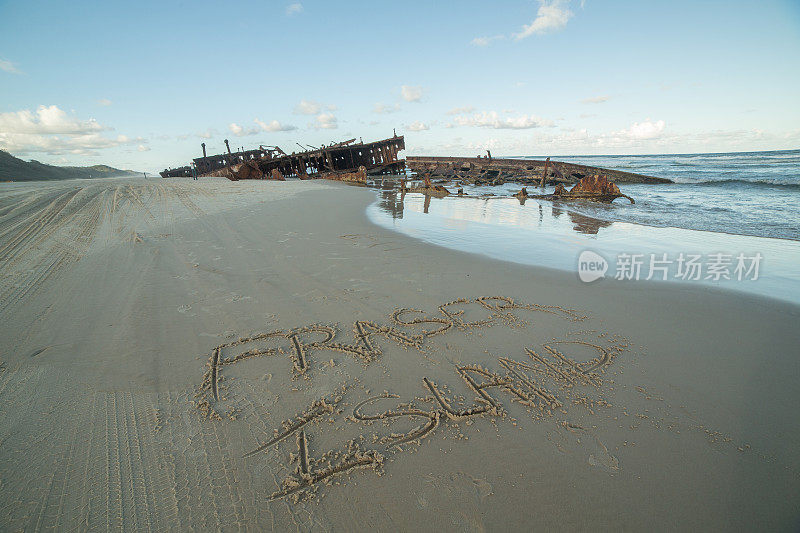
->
373, 189, 614, 237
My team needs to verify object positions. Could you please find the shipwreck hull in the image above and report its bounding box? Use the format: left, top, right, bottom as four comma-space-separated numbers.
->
160, 135, 405, 180
406, 156, 672, 185
232, 136, 405, 180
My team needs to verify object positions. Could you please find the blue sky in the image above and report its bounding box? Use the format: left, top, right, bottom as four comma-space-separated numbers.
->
1, 0, 799, 172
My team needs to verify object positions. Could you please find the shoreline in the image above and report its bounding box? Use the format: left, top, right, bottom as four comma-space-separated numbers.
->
0, 177, 798, 530
380, 179, 800, 241
367, 188, 800, 306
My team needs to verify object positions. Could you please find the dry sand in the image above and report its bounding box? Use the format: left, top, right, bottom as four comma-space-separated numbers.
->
0, 176, 798, 531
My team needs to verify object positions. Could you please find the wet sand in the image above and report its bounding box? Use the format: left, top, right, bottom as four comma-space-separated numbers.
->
0, 177, 798, 531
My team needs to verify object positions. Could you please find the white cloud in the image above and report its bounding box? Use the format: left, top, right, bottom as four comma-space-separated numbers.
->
617, 119, 665, 140
373, 103, 401, 114
581, 95, 610, 104
97, 98, 112, 106
531, 119, 666, 150
471, 35, 504, 46
313, 113, 338, 130
0, 58, 21, 74
285, 3, 303, 15
400, 85, 424, 102
0, 105, 142, 156
446, 106, 475, 115
535, 120, 666, 149
176, 130, 217, 141
294, 99, 321, 115
451, 110, 554, 129
407, 121, 430, 132
514, 1, 573, 40
431, 124, 800, 157
0, 105, 104, 135
137, 144, 150, 152
231, 118, 298, 135
0, 131, 141, 156
254, 118, 297, 132
229, 122, 260, 137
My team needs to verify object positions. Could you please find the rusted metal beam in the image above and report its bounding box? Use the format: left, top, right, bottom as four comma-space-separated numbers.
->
540, 157, 550, 188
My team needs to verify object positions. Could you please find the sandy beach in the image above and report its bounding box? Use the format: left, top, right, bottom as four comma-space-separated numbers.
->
0, 176, 798, 531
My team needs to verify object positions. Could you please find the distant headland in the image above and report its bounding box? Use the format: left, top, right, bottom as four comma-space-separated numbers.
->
0, 150, 140, 182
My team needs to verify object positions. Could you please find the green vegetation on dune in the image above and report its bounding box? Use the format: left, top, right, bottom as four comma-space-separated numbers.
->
0, 150, 140, 181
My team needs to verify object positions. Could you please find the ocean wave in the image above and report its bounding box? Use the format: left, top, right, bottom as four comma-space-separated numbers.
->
669, 161, 705, 167
602, 164, 657, 170
680, 179, 800, 189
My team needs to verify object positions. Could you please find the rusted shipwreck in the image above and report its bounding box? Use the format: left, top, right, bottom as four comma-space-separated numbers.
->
160, 134, 405, 181
406, 155, 672, 186
408, 174, 635, 204
517, 175, 636, 204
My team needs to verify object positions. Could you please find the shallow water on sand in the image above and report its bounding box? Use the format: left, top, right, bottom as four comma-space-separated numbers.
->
368, 189, 800, 305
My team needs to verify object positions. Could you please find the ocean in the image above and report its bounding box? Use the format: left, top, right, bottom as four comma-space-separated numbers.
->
484, 149, 800, 240
367, 149, 800, 304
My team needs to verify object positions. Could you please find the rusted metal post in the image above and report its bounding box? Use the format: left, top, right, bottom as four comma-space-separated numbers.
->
550, 161, 566, 181
223, 139, 233, 178
540, 157, 550, 188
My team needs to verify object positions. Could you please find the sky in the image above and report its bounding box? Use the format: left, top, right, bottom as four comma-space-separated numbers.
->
1, 0, 799, 173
